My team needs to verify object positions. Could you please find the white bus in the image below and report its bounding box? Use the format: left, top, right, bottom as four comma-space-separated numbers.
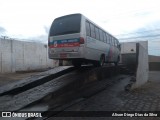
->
48, 13, 120, 67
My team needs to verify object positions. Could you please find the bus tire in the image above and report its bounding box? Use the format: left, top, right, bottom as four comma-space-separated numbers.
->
72, 60, 82, 68
99, 55, 105, 67
114, 62, 118, 66
93, 55, 105, 67
114, 56, 120, 66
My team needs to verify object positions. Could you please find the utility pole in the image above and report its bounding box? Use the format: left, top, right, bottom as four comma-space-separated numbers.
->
1, 36, 9, 39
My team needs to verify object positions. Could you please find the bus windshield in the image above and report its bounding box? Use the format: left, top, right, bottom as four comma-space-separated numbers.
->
50, 14, 81, 36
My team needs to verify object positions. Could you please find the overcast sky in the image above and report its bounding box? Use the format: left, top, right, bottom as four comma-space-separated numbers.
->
0, 0, 160, 55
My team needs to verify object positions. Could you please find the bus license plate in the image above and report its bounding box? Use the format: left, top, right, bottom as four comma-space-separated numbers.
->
60, 53, 67, 58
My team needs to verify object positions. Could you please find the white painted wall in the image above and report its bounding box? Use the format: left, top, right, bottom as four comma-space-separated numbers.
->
0, 39, 58, 73
120, 41, 148, 54
121, 42, 136, 54
120, 41, 148, 63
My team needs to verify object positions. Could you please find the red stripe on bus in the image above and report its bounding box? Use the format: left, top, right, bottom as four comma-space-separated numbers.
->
49, 42, 80, 48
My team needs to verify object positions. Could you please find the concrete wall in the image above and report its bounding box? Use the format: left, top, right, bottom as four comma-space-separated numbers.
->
120, 41, 148, 71
132, 43, 149, 89
120, 42, 137, 71
121, 42, 136, 54
0, 39, 58, 73
120, 41, 148, 54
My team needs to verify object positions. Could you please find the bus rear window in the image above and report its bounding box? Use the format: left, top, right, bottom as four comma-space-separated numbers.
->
50, 14, 81, 36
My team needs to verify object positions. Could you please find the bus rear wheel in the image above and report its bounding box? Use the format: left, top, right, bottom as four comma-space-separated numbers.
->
99, 55, 105, 66
93, 55, 105, 67
72, 60, 82, 68
114, 56, 120, 66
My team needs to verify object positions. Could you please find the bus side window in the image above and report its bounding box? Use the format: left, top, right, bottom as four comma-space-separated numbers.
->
109, 36, 112, 45
106, 33, 109, 44
115, 39, 117, 46
110, 37, 112, 45
112, 38, 115, 46
111, 37, 114, 46
90, 24, 96, 38
95, 27, 100, 40
103, 32, 106, 43
115, 39, 118, 47
117, 41, 121, 50
113, 38, 116, 46
114, 39, 117, 47
86, 21, 91, 36
99, 29, 104, 41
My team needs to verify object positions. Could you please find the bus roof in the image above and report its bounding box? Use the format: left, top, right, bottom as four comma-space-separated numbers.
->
53, 13, 119, 41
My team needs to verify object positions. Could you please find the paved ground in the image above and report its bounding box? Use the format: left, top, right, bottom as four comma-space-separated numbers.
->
0, 71, 160, 120
50, 71, 160, 120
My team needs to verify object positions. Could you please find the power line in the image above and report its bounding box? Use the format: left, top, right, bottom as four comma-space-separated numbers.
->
115, 28, 160, 37
118, 34, 160, 40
